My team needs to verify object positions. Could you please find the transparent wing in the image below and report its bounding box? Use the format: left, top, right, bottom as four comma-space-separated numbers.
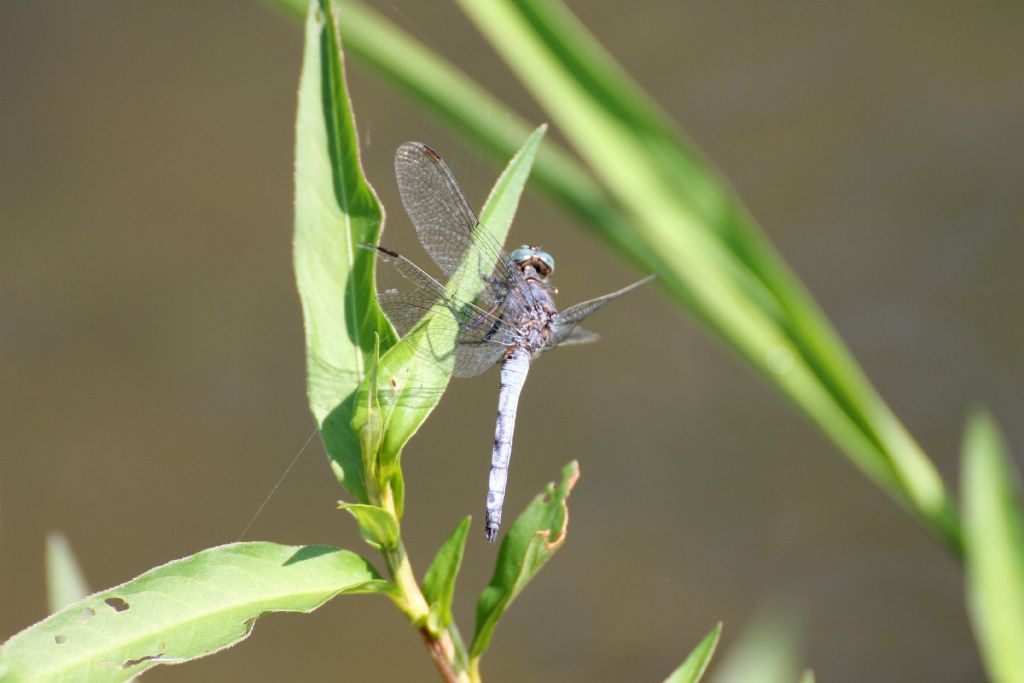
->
382, 142, 548, 376
546, 275, 656, 349
379, 289, 507, 378
452, 337, 508, 378
373, 246, 513, 378
394, 142, 530, 311
544, 326, 600, 349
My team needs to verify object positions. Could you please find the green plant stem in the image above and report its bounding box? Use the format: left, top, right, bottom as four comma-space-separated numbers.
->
419, 627, 462, 683
379, 488, 470, 683
387, 544, 460, 683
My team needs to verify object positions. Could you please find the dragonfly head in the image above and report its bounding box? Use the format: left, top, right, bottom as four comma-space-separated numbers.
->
509, 245, 555, 279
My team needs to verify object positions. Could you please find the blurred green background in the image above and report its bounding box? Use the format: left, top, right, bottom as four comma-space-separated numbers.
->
2, 2, 1022, 681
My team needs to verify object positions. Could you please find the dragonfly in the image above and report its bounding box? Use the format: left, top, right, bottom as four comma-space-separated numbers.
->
369, 142, 653, 542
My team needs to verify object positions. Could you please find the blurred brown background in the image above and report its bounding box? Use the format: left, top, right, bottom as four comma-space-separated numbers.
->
2, 2, 1022, 681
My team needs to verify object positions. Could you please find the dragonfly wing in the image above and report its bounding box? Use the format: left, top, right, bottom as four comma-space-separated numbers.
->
453, 339, 507, 378
377, 290, 438, 337
379, 289, 506, 378
451, 293, 516, 377
546, 275, 655, 349
545, 325, 600, 349
372, 245, 511, 376
372, 245, 504, 331
395, 142, 511, 283
372, 245, 453, 305
386, 142, 563, 376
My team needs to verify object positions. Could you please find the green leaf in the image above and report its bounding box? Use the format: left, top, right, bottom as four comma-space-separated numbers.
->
352, 332, 385, 470
457, 0, 960, 554
352, 124, 547, 516
799, 671, 816, 683
0, 543, 390, 683
422, 517, 471, 633
470, 461, 579, 660
663, 623, 722, 683
707, 608, 801, 683
293, 0, 394, 502
962, 411, 1024, 683
46, 531, 90, 615
269, 0, 654, 275
339, 502, 400, 551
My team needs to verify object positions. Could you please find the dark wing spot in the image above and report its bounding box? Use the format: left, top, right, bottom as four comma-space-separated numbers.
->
421, 144, 442, 162
54, 634, 69, 645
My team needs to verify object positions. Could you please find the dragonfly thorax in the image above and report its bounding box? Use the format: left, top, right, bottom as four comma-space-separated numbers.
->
377, 141, 653, 543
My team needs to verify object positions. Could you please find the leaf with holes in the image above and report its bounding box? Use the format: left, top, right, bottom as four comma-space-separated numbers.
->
0, 543, 391, 683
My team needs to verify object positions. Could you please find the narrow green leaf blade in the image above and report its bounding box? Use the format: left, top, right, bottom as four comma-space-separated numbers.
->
357, 125, 548, 514
339, 503, 400, 551
0, 543, 390, 683
663, 623, 722, 683
470, 461, 579, 659
799, 670, 816, 683
422, 517, 471, 632
294, 0, 394, 501
46, 531, 91, 615
962, 411, 1024, 683
458, 0, 960, 554
708, 609, 801, 683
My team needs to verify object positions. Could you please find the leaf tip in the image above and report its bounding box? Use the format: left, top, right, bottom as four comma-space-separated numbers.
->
563, 460, 581, 492
540, 461, 581, 551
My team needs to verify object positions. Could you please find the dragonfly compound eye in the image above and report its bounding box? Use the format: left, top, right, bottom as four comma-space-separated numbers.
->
509, 247, 555, 277
535, 250, 555, 274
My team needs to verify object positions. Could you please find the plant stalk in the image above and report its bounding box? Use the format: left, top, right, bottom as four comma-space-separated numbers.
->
380, 487, 470, 682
